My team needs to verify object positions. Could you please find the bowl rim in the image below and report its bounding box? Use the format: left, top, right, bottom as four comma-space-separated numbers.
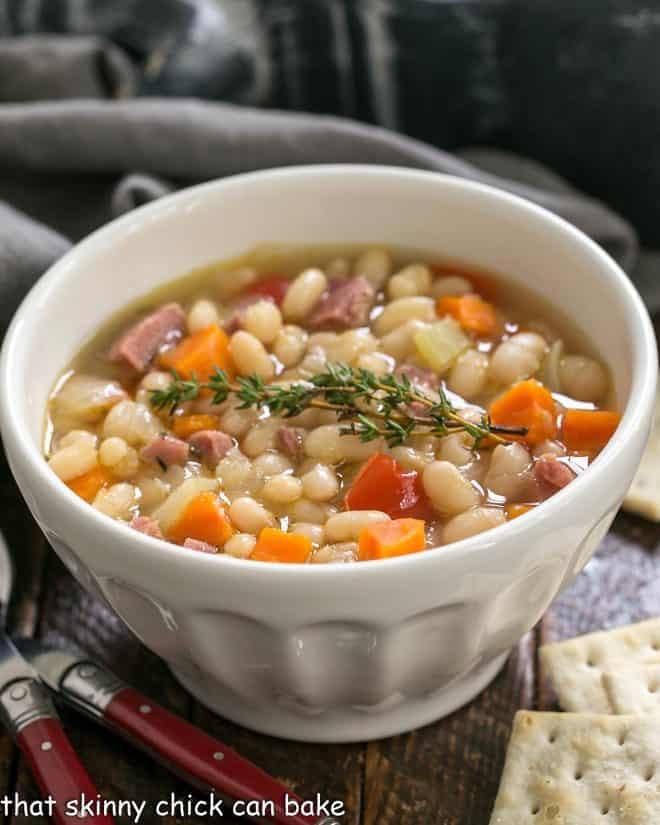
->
1, 164, 656, 582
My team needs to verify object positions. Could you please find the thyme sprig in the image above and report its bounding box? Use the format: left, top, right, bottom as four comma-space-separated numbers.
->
150, 363, 527, 448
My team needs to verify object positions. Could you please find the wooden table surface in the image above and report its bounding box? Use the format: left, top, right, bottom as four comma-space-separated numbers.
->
1, 420, 658, 824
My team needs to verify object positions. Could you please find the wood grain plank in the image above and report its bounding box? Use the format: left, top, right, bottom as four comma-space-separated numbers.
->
190, 704, 363, 825
363, 631, 535, 825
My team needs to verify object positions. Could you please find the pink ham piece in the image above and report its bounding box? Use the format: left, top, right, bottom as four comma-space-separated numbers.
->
308, 276, 375, 329
141, 434, 189, 466
183, 538, 218, 554
110, 302, 185, 372
277, 426, 305, 462
534, 456, 576, 496
130, 515, 163, 539
188, 430, 233, 466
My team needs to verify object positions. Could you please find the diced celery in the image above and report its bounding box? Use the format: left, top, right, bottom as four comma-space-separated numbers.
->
414, 318, 470, 373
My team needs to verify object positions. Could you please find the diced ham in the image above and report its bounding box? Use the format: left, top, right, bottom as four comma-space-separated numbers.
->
183, 538, 218, 554
110, 302, 185, 372
130, 515, 164, 539
534, 456, 576, 496
277, 426, 305, 462
188, 430, 233, 466
308, 276, 375, 330
223, 294, 275, 335
141, 434, 189, 466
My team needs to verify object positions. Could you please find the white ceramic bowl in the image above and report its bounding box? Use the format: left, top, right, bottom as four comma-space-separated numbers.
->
0, 167, 656, 742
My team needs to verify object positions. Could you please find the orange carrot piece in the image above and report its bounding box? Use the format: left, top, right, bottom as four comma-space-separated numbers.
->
172, 414, 221, 439
437, 294, 498, 337
561, 409, 621, 453
66, 465, 113, 502
167, 491, 234, 547
358, 518, 426, 561
505, 504, 534, 521
489, 379, 557, 446
160, 324, 234, 381
250, 528, 312, 563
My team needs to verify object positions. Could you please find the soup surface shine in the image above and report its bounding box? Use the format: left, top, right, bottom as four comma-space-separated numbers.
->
44, 245, 621, 563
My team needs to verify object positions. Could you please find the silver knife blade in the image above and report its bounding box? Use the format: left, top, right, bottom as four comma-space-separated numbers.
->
0, 633, 41, 686
13, 639, 80, 692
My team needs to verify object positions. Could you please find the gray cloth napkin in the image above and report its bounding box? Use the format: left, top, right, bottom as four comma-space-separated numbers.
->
0, 95, 642, 336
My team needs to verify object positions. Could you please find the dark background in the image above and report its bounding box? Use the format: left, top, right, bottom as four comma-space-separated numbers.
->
1, 0, 659, 243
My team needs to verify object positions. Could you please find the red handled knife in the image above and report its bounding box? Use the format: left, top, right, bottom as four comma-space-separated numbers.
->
0, 531, 113, 825
16, 640, 341, 825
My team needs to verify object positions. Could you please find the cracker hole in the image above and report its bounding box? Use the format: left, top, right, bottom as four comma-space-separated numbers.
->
651, 641, 660, 651
531, 804, 540, 816
586, 658, 597, 668
648, 682, 659, 694
601, 805, 610, 815
548, 731, 558, 744
644, 767, 655, 782
618, 731, 627, 746
574, 769, 583, 780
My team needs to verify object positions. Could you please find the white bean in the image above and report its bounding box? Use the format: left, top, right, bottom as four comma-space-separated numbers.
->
137, 477, 170, 510
533, 439, 566, 459
325, 511, 390, 543
220, 404, 258, 438
311, 542, 358, 564
436, 432, 473, 467
379, 319, 429, 360
559, 354, 608, 403
241, 419, 280, 458
484, 443, 532, 500
224, 533, 257, 559
99, 436, 128, 467
216, 266, 258, 299
304, 425, 383, 464
290, 522, 325, 546
356, 351, 394, 376
252, 451, 293, 477
281, 268, 328, 322
48, 442, 98, 482
289, 498, 330, 524
373, 297, 436, 336
389, 445, 433, 472
387, 264, 432, 300
431, 275, 472, 299
296, 346, 328, 378
102, 400, 159, 446
229, 497, 275, 533
58, 429, 97, 450
216, 451, 261, 494
489, 332, 548, 386
447, 349, 489, 401
229, 331, 275, 381
326, 329, 377, 365
442, 507, 505, 544
113, 446, 140, 480
243, 300, 283, 345
353, 248, 392, 289
301, 464, 339, 501
187, 299, 220, 334
262, 473, 303, 504
307, 332, 338, 351
273, 325, 308, 367
93, 483, 138, 520
423, 461, 480, 516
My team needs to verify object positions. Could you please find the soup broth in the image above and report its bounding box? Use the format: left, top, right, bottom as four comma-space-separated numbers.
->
44, 245, 620, 563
